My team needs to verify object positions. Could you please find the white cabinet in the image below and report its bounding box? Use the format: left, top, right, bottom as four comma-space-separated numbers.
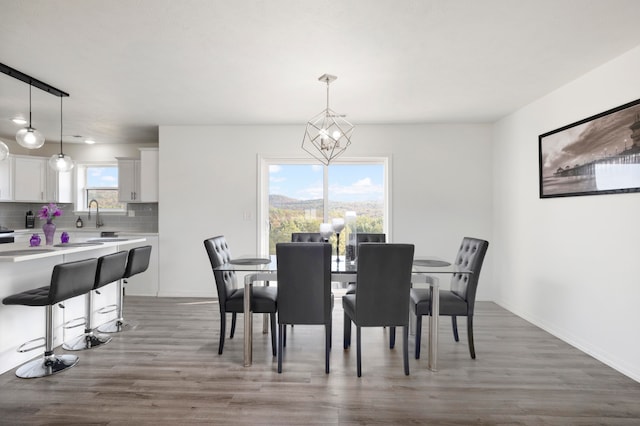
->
0, 156, 12, 201
139, 148, 158, 202
13, 156, 46, 201
117, 158, 140, 202
117, 148, 158, 203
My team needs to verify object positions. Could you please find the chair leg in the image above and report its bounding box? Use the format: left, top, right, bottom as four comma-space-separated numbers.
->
278, 324, 284, 373
325, 323, 330, 374
283, 325, 287, 347
452, 316, 459, 342
415, 315, 422, 359
389, 326, 396, 349
218, 312, 226, 355
403, 325, 409, 375
270, 313, 277, 357
230, 313, 236, 339
343, 312, 351, 349
467, 315, 476, 359
356, 326, 362, 377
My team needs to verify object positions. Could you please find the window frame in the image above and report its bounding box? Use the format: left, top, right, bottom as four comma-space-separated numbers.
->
74, 162, 126, 213
258, 155, 391, 256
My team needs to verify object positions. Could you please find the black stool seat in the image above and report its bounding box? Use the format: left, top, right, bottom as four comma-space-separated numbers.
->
3, 285, 50, 306
2, 258, 98, 378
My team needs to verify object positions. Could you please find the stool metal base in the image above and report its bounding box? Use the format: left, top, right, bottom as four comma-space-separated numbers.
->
15, 354, 79, 379
62, 331, 112, 351
96, 318, 135, 333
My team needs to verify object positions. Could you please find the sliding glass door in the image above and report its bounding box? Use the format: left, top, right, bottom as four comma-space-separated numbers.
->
259, 157, 389, 255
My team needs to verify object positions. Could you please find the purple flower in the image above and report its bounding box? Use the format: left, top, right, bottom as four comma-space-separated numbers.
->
38, 203, 63, 221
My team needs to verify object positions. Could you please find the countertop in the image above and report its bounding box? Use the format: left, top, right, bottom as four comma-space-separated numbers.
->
10, 228, 158, 236
0, 237, 147, 263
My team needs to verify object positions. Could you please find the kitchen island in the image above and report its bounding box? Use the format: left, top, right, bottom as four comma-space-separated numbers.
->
0, 237, 145, 375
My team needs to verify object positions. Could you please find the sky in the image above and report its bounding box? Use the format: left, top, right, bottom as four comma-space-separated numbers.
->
269, 163, 383, 202
87, 166, 118, 187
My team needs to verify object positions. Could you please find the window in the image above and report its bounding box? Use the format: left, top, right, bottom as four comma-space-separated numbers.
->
75, 163, 125, 211
259, 157, 388, 255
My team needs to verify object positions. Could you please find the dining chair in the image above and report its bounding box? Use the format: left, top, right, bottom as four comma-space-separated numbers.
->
290, 232, 324, 243
276, 242, 332, 373
343, 242, 414, 377
410, 237, 489, 359
345, 233, 386, 295
204, 235, 277, 356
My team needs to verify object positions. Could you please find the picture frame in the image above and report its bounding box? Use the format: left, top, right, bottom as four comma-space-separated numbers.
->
539, 98, 640, 198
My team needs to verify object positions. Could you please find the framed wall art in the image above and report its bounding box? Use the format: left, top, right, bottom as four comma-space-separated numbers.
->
539, 98, 640, 198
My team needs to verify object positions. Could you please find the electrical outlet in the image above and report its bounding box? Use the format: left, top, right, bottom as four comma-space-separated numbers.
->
243, 211, 252, 220
128, 210, 135, 217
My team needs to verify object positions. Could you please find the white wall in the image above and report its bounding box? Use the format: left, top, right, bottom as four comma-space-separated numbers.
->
493, 45, 640, 382
158, 124, 493, 298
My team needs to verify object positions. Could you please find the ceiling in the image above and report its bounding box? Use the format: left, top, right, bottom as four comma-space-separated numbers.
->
2, 0, 640, 147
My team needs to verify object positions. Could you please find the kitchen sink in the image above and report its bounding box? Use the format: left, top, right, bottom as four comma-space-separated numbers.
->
87, 238, 129, 242
0, 248, 57, 256
53, 242, 105, 247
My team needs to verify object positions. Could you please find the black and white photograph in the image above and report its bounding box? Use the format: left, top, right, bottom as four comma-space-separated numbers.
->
539, 98, 640, 198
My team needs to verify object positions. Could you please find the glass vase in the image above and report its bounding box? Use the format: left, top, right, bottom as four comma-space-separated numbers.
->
42, 220, 56, 246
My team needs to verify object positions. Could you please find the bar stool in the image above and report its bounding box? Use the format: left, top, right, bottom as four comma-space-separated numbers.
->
63, 251, 128, 351
2, 258, 98, 378
98, 245, 152, 333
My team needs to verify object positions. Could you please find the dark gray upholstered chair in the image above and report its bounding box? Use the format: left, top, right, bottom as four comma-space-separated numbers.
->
342, 243, 414, 377
98, 245, 152, 333
291, 232, 324, 243
63, 251, 128, 351
204, 235, 277, 356
276, 242, 332, 373
345, 233, 386, 295
410, 237, 489, 359
2, 258, 98, 378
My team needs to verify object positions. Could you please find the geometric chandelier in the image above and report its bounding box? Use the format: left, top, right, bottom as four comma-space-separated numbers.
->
302, 74, 354, 166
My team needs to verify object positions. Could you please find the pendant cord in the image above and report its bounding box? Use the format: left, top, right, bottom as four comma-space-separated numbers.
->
59, 96, 64, 155
28, 84, 33, 128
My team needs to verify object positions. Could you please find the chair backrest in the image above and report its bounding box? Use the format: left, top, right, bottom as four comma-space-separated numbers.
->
276, 242, 331, 325
354, 243, 414, 326
204, 235, 236, 307
123, 245, 152, 279
49, 258, 99, 305
450, 237, 489, 315
356, 233, 386, 243
94, 251, 128, 290
291, 232, 324, 243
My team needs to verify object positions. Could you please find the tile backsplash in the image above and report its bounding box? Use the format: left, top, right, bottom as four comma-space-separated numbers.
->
0, 202, 158, 233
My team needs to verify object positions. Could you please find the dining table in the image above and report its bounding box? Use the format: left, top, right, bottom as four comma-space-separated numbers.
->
213, 255, 472, 371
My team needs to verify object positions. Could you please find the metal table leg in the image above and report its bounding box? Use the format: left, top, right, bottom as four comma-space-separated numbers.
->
428, 278, 439, 371
243, 274, 256, 367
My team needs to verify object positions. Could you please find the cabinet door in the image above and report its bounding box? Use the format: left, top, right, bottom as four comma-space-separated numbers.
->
14, 157, 46, 201
0, 156, 12, 201
118, 159, 140, 202
139, 148, 158, 202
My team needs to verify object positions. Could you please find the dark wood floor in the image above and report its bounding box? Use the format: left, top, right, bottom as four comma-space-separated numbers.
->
1, 296, 639, 425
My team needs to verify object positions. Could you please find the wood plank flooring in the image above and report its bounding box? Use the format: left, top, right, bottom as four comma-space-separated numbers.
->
1, 296, 639, 425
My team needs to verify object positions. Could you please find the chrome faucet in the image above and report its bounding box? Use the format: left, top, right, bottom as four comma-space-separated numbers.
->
88, 199, 104, 228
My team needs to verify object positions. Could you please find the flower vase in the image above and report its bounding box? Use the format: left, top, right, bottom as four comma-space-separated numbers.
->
43, 221, 56, 246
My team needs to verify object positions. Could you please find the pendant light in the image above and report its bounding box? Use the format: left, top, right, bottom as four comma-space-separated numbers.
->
49, 97, 74, 172
302, 74, 354, 165
16, 84, 45, 149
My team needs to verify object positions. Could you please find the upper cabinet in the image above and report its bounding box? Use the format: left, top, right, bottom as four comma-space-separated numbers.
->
117, 148, 158, 203
1, 155, 73, 203
13, 156, 46, 202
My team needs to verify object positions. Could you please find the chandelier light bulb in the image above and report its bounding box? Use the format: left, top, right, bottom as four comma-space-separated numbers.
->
49, 153, 75, 172
16, 127, 45, 149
